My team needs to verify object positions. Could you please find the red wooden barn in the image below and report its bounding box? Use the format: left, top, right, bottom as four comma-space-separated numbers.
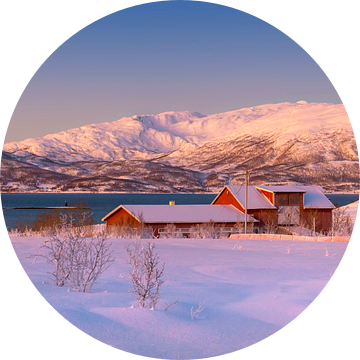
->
102, 204, 258, 238
212, 185, 335, 233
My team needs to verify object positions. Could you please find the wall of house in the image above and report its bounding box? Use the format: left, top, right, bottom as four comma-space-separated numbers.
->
105, 208, 140, 227
249, 209, 278, 228
273, 192, 304, 208
258, 189, 274, 204
213, 188, 277, 229
271, 192, 305, 227
149, 222, 244, 238
213, 189, 244, 212
149, 222, 194, 238
302, 209, 333, 233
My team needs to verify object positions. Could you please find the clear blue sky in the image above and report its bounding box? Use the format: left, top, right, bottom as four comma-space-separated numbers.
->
6, 1, 341, 142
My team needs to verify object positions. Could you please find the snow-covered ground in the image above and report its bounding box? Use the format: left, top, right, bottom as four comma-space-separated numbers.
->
9, 236, 348, 359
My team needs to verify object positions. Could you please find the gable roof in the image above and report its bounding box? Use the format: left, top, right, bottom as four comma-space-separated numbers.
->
101, 204, 139, 222
102, 204, 258, 224
302, 186, 335, 209
212, 184, 335, 210
255, 185, 308, 193
212, 185, 277, 210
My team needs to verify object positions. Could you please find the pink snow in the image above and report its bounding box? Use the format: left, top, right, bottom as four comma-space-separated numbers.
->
9, 236, 347, 359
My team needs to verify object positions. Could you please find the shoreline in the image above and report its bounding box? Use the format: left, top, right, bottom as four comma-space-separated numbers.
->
1, 190, 359, 195
11, 206, 89, 210
1, 191, 219, 195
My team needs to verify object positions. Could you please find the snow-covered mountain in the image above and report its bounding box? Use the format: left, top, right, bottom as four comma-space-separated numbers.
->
2, 101, 359, 193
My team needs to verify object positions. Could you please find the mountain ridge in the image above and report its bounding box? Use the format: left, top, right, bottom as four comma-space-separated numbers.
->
2, 101, 358, 193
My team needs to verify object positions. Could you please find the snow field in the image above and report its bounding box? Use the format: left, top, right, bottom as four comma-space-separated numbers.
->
10, 236, 347, 359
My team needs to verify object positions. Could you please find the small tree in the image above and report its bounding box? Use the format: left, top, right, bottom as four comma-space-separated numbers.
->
200, 220, 218, 238
160, 223, 177, 238
125, 240, 165, 309
303, 209, 322, 236
109, 215, 138, 238
234, 221, 244, 234
136, 212, 155, 239
260, 211, 277, 234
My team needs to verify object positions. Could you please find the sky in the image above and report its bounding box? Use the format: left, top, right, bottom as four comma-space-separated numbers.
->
5, 0, 341, 143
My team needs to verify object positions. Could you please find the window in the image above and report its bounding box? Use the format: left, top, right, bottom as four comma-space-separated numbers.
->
278, 193, 289, 206
289, 193, 300, 206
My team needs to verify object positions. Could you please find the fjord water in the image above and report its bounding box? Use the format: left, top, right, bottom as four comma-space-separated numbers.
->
1, 193, 218, 230
1, 193, 358, 230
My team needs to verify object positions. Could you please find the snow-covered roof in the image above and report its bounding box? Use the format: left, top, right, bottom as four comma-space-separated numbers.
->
256, 185, 334, 209
213, 185, 335, 210
302, 186, 335, 209
102, 204, 258, 224
213, 185, 276, 210
255, 185, 308, 193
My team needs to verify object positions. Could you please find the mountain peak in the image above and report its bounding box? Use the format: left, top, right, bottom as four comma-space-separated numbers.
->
2, 101, 357, 193
3, 101, 352, 163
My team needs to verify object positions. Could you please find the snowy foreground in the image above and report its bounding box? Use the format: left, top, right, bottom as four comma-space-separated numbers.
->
11, 236, 347, 359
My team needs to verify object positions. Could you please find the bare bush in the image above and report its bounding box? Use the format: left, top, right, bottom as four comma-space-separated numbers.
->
235, 221, 244, 234
108, 223, 154, 239
33, 212, 114, 292
125, 240, 165, 309
260, 211, 277, 234
303, 209, 322, 236
189, 220, 220, 239
108, 212, 154, 239
109, 223, 139, 239
159, 223, 180, 238
332, 206, 353, 236
10, 201, 95, 237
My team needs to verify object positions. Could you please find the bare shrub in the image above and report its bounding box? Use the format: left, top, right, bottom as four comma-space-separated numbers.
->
260, 211, 277, 234
332, 206, 353, 236
189, 220, 220, 239
108, 212, 154, 239
39, 200, 94, 236
29, 209, 62, 235
109, 222, 138, 239
303, 209, 322, 236
125, 240, 165, 309
235, 221, 244, 234
33, 212, 114, 292
159, 223, 177, 238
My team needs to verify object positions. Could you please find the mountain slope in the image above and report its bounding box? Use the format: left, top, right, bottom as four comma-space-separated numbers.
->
2, 101, 358, 192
